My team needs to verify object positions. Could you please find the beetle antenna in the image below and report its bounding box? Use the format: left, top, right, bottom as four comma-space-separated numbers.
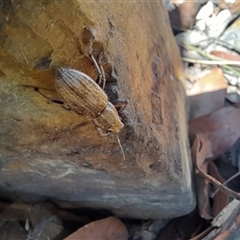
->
116, 134, 126, 161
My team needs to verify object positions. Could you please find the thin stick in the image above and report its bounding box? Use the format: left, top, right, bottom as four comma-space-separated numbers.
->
211, 171, 240, 198
189, 225, 216, 240
197, 169, 240, 200
99, 63, 106, 90
116, 134, 126, 161
182, 57, 240, 66
181, 41, 240, 77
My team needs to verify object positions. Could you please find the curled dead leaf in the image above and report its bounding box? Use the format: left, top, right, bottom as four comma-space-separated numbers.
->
64, 217, 128, 240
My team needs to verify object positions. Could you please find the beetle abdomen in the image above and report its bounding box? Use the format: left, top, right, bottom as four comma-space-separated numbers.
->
55, 68, 108, 119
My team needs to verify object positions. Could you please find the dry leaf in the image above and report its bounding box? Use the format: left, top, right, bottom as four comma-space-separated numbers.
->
210, 50, 240, 61
155, 208, 208, 240
64, 217, 128, 240
192, 134, 213, 219
189, 106, 240, 158
187, 68, 227, 119
190, 106, 240, 219
192, 133, 240, 220
169, 0, 200, 29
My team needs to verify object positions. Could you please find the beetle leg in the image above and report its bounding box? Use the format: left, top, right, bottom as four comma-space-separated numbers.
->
88, 42, 106, 90
31, 86, 72, 112
71, 121, 90, 131
61, 104, 71, 111
112, 99, 129, 112
89, 52, 103, 87
95, 127, 109, 137
97, 52, 106, 90
33, 87, 64, 104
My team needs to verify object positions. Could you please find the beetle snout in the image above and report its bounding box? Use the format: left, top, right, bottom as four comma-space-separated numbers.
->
109, 120, 124, 133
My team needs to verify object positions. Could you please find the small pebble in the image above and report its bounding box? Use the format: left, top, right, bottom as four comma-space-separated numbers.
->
148, 219, 169, 234
136, 230, 156, 240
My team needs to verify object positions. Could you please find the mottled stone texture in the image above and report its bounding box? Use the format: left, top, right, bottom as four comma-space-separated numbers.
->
0, 0, 195, 218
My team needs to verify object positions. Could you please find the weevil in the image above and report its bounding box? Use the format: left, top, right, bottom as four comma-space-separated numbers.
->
54, 66, 125, 136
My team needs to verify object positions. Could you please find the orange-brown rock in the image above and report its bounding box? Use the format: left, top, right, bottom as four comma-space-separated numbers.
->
0, 0, 195, 218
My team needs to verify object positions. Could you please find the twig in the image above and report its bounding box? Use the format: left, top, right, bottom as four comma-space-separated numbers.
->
211, 171, 240, 198
197, 169, 240, 200
181, 41, 240, 77
182, 57, 240, 66
189, 225, 217, 240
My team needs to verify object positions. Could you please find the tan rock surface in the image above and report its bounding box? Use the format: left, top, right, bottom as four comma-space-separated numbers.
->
0, 0, 195, 218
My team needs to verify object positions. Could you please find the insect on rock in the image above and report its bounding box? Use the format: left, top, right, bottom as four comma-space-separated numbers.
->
54, 64, 124, 136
